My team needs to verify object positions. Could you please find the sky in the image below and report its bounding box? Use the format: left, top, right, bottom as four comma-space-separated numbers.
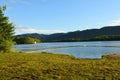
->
0, 0, 120, 34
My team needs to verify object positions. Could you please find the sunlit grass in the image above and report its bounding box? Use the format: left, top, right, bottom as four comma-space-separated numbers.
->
0, 52, 120, 80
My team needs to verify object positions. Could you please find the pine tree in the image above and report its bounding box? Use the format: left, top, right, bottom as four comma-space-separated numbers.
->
0, 6, 15, 52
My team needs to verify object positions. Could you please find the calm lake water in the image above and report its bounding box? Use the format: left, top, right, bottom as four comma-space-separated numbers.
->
14, 41, 120, 59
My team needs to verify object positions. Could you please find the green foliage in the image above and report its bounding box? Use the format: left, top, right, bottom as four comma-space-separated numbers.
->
88, 35, 120, 41
0, 6, 15, 52
14, 37, 40, 44
0, 52, 120, 80
0, 40, 14, 52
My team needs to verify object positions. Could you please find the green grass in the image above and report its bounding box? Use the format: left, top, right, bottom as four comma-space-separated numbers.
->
0, 52, 120, 80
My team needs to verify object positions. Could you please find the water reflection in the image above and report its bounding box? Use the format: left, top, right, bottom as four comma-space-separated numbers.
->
14, 41, 120, 58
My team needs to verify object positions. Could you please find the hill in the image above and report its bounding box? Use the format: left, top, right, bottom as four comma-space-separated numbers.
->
16, 26, 120, 42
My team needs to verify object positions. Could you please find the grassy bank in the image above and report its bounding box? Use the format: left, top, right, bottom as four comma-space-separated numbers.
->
0, 52, 120, 80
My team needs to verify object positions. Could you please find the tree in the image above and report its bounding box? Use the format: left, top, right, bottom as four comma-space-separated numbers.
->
0, 6, 15, 52
23, 37, 40, 44
14, 37, 41, 44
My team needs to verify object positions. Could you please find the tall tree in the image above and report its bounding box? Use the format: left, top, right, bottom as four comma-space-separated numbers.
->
0, 6, 15, 52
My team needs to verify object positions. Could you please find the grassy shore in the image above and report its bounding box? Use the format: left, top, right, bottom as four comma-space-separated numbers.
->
0, 52, 120, 80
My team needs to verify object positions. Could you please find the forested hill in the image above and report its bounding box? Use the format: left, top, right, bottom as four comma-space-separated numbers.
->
16, 26, 120, 42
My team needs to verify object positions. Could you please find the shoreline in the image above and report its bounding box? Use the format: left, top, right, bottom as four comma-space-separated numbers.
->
20, 51, 120, 59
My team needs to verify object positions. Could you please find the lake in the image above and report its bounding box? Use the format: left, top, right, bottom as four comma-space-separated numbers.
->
14, 41, 120, 59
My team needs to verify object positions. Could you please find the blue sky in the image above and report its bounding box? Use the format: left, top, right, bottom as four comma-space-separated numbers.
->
1, 0, 120, 34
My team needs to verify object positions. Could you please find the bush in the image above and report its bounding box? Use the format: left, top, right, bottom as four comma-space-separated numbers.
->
0, 40, 14, 52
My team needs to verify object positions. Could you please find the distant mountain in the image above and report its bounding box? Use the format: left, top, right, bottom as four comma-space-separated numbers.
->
16, 26, 120, 42
16, 33, 47, 41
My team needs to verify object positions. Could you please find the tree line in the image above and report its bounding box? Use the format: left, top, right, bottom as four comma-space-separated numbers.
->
14, 37, 40, 44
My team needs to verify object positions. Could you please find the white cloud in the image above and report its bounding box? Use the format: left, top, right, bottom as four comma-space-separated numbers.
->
108, 19, 120, 26
15, 25, 65, 34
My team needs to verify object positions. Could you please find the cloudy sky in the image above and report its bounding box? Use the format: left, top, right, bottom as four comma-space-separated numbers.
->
0, 0, 120, 34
